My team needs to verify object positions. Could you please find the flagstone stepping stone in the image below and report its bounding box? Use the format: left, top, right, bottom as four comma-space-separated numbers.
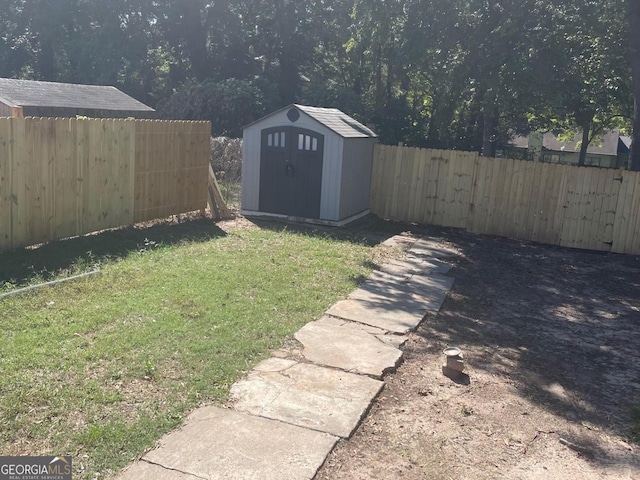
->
409, 238, 460, 258
119, 406, 337, 480
326, 297, 427, 333
230, 358, 383, 438
348, 270, 454, 313
294, 316, 405, 378
379, 257, 452, 276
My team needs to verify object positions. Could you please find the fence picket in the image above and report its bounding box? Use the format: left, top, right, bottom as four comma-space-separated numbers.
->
370, 144, 640, 255
0, 119, 12, 251
0, 117, 210, 252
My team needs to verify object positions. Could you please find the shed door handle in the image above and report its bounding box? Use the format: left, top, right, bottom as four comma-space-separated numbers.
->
285, 164, 295, 177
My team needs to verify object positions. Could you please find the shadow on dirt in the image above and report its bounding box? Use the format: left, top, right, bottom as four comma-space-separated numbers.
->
408, 227, 640, 460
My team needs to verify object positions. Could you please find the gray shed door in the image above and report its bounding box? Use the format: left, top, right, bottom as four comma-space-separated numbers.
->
259, 127, 324, 218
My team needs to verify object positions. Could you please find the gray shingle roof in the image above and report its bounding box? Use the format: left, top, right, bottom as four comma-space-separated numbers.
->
244, 104, 377, 138
294, 104, 376, 138
510, 130, 623, 156
0, 78, 154, 112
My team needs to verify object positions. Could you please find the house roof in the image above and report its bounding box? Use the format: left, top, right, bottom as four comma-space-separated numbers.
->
0, 78, 154, 113
509, 130, 623, 156
620, 135, 632, 151
245, 104, 377, 138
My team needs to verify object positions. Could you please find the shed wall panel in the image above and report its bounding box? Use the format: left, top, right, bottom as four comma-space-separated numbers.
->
339, 138, 375, 219
241, 128, 261, 211
319, 135, 344, 221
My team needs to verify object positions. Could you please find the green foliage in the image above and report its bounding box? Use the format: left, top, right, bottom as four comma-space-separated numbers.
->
157, 78, 278, 137
0, 0, 633, 152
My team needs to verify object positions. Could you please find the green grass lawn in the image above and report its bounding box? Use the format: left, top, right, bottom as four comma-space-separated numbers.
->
0, 217, 392, 479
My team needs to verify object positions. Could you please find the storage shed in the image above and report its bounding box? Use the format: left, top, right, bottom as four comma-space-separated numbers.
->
0, 78, 155, 118
242, 104, 377, 225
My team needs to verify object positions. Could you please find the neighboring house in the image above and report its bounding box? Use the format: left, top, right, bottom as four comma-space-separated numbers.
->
0, 78, 155, 118
505, 130, 630, 169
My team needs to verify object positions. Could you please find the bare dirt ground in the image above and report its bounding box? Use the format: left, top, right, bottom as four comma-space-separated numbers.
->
316, 226, 640, 480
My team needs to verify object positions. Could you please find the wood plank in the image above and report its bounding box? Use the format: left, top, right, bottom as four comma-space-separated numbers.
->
455, 151, 475, 229
611, 170, 634, 253
480, 157, 501, 235
559, 166, 582, 248
407, 147, 422, 222
626, 172, 640, 255
495, 158, 515, 237
448, 149, 469, 228
601, 169, 620, 251
27, 117, 51, 244
0, 118, 12, 251
572, 166, 592, 250
76, 118, 90, 234
369, 145, 384, 215
533, 162, 552, 243
394, 146, 413, 222
467, 156, 486, 232
411, 147, 427, 224
375, 145, 391, 218
376, 145, 393, 219
388, 144, 404, 220
83, 118, 105, 233
10, 118, 27, 249
433, 149, 455, 227
621, 172, 640, 254
517, 160, 537, 240
586, 168, 608, 251
421, 149, 440, 225
509, 159, 525, 239
547, 163, 569, 246
51, 117, 77, 240
528, 161, 547, 242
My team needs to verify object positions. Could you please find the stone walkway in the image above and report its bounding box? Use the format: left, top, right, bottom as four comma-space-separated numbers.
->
116, 234, 457, 480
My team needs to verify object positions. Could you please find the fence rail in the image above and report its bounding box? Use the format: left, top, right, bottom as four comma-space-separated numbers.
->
0, 117, 210, 252
371, 144, 640, 255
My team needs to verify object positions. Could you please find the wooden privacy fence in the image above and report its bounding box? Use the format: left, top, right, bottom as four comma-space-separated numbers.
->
0, 117, 210, 252
371, 144, 640, 255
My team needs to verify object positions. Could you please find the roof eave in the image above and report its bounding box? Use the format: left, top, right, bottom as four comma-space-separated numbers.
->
243, 103, 378, 138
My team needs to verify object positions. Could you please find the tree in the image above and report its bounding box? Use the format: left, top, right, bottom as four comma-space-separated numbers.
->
629, 0, 640, 170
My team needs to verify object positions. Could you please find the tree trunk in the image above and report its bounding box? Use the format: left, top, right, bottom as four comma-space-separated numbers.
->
481, 91, 498, 157
278, 54, 298, 104
275, 0, 299, 105
578, 125, 590, 166
181, 1, 210, 81
629, 0, 640, 170
374, 43, 384, 112
37, 34, 55, 80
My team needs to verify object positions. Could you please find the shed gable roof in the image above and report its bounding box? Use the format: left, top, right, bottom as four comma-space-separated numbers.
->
245, 104, 377, 138
0, 78, 154, 113
294, 105, 376, 138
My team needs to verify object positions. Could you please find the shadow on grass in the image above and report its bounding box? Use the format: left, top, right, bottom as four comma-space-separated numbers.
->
0, 216, 226, 287
247, 214, 412, 247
